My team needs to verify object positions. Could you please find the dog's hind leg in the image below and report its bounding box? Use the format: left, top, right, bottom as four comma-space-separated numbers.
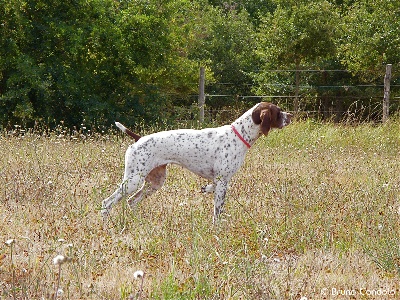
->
101, 174, 146, 218
127, 165, 167, 207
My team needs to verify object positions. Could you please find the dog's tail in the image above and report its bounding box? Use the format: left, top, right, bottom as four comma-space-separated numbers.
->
115, 122, 141, 142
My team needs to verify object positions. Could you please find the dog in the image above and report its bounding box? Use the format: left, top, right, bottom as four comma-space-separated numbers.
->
102, 102, 292, 223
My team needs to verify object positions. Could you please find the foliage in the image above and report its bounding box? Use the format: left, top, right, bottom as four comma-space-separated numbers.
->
0, 0, 399, 127
190, 5, 258, 103
256, 1, 339, 69
338, 0, 400, 82
0, 0, 201, 127
253, 1, 340, 111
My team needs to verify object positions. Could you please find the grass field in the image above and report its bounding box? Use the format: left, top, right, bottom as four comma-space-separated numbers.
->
1, 120, 400, 299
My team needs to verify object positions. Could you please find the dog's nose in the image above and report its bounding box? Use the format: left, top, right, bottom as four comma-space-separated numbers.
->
286, 113, 293, 125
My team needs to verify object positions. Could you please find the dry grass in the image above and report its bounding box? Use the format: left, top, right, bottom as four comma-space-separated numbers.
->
1, 120, 400, 299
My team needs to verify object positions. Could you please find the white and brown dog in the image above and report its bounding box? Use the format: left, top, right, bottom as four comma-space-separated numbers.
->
102, 102, 292, 222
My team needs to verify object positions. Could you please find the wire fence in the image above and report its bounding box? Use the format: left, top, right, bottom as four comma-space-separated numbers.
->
171, 93, 400, 125
191, 68, 400, 123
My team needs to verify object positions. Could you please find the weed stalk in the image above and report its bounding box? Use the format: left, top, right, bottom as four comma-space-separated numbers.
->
6, 239, 17, 300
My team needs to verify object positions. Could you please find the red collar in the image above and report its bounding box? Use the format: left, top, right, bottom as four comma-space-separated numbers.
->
231, 125, 251, 149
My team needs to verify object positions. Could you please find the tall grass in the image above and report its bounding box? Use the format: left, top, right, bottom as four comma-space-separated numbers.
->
1, 120, 399, 299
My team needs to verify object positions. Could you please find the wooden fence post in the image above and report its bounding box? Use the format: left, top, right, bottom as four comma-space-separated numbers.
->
293, 63, 301, 112
198, 67, 205, 124
383, 64, 392, 123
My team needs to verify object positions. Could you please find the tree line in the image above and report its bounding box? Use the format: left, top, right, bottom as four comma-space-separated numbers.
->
1, 0, 399, 128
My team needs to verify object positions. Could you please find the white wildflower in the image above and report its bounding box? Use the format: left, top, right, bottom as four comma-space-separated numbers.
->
261, 254, 268, 262
5, 239, 15, 246
53, 255, 67, 265
133, 270, 144, 279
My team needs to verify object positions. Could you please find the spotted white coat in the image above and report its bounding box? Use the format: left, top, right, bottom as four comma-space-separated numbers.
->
101, 102, 292, 223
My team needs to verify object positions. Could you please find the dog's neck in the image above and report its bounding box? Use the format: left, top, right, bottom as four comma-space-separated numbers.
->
231, 105, 262, 147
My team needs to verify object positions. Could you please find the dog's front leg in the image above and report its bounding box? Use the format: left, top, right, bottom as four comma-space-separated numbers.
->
201, 184, 215, 193
213, 179, 228, 224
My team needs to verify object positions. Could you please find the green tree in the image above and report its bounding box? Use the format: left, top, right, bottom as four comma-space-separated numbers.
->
111, 0, 205, 124
188, 4, 258, 107
254, 0, 339, 111
338, 0, 400, 82
0, 0, 203, 127
207, 0, 276, 24
0, 0, 122, 126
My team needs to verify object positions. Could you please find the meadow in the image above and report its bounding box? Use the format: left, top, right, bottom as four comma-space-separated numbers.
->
1, 120, 400, 299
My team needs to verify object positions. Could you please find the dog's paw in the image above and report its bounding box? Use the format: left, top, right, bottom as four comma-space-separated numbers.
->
101, 208, 110, 220
201, 184, 215, 193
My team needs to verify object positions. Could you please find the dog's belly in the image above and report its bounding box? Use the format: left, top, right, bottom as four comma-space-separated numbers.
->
156, 148, 216, 180
173, 161, 215, 180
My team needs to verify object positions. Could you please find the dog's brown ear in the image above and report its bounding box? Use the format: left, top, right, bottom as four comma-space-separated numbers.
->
252, 103, 271, 136
260, 109, 271, 136
252, 104, 263, 125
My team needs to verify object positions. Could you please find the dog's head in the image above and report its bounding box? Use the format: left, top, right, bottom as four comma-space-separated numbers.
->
251, 102, 293, 136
